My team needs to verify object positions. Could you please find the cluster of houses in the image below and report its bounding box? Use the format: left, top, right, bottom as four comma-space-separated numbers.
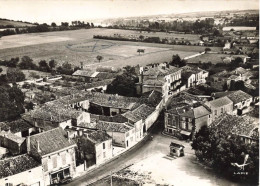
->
0, 80, 163, 185
0, 59, 258, 185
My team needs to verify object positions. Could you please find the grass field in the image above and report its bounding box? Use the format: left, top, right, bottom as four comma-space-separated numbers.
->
0, 19, 34, 27
0, 28, 222, 68
186, 53, 246, 64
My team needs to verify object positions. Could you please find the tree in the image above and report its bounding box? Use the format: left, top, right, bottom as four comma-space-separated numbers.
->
25, 101, 34, 111
205, 48, 211, 53
61, 22, 69, 27
170, 54, 186, 67
49, 59, 57, 70
0, 67, 2, 73
0, 85, 25, 121
107, 66, 138, 97
139, 35, 144, 41
18, 56, 36, 70
38, 60, 50, 72
192, 126, 259, 184
137, 49, 145, 55
96, 55, 103, 62
91, 23, 94, 28
6, 68, 25, 83
51, 22, 57, 27
57, 62, 74, 75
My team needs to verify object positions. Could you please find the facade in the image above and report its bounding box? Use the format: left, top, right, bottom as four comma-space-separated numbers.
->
0, 154, 44, 186
205, 96, 233, 122
181, 66, 209, 88
79, 121, 135, 148
77, 131, 113, 166
0, 131, 26, 155
211, 90, 253, 115
137, 65, 182, 100
27, 127, 77, 185
164, 104, 211, 139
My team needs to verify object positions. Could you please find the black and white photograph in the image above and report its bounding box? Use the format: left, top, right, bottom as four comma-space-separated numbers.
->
0, 0, 259, 185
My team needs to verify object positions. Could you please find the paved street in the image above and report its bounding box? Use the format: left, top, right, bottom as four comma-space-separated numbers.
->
65, 123, 245, 186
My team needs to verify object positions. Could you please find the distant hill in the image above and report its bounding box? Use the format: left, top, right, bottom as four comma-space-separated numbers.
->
0, 18, 35, 28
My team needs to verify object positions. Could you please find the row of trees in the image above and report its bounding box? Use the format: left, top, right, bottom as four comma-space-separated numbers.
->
0, 22, 95, 37
192, 126, 259, 184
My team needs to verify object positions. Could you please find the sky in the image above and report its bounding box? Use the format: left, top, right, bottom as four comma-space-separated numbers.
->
0, 0, 259, 24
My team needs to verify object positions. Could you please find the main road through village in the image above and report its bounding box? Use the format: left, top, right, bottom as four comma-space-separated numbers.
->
65, 123, 246, 186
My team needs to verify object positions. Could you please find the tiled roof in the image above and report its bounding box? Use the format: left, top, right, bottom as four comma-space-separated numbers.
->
79, 121, 133, 133
142, 79, 164, 86
142, 90, 162, 107
181, 71, 194, 80
143, 66, 181, 76
205, 96, 233, 108
0, 131, 25, 144
210, 113, 258, 138
122, 111, 142, 123
213, 90, 252, 104
168, 92, 202, 108
168, 104, 211, 118
90, 114, 128, 123
28, 127, 76, 157
95, 72, 117, 79
0, 119, 33, 133
85, 131, 112, 144
131, 104, 155, 120
0, 154, 40, 179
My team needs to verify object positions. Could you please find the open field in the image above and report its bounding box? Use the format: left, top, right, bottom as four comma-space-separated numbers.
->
0, 28, 222, 68
186, 53, 247, 64
0, 19, 34, 27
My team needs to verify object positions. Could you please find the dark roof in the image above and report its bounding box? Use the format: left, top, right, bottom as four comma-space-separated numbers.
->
142, 79, 164, 86
141, 90, 163, 107
90, 114, 128, 123
0, 154, 40, 179
210, 113, 258, 138
213, 90, 252, 104
181, 71, 194, 80
143, 66, 181, 76
84, 131, 111, 144
79, 121, 133, 133
28, 127, 76, 157
0, 119, 33, 133
168, 92, 202, 108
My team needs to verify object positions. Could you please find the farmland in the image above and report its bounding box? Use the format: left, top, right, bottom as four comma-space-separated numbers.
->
0, 19, 34, 27
186, 53, 247, 64
0, 28, 222, 68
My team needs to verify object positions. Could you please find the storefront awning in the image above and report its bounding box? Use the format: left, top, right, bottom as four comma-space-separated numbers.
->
180, 130, 191, 136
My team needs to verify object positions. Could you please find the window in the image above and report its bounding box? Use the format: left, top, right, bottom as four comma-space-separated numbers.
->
188, 123, 193, 130
61, 153, 66, 165
209, 115, 210, 118
126, 132, 129, 137
52, 155, 57, 169
221, 108, 224, 114
103, 152, 106, 158
103, 143, 105, 149
214, 110, 217, 116
181, 122, 186, 129
42, 158, 48, 172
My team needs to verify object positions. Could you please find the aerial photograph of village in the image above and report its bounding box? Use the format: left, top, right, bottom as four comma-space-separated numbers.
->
0, 0, 259, 185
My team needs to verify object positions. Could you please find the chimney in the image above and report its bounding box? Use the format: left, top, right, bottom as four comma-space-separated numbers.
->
26, 136, 30, 153
37, 140, 41, 153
